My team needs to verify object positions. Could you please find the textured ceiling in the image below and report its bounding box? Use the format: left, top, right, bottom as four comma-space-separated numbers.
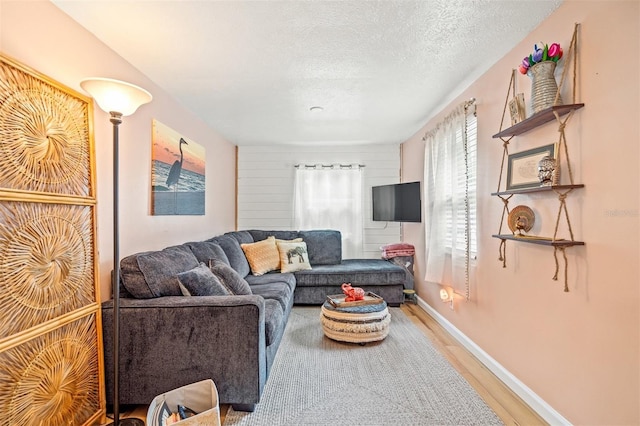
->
52, 0, 562, 146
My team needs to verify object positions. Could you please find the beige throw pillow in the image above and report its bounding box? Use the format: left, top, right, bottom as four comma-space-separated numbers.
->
241, 236, 280, 276
277, 241, 312, 273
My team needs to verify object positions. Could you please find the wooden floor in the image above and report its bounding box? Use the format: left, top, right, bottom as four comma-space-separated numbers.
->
112, 303, 545, 425
400, 303, 547, 426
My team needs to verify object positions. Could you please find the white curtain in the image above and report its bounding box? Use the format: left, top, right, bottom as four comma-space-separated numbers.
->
423, 104, 475, 297
293, 166, 363, 258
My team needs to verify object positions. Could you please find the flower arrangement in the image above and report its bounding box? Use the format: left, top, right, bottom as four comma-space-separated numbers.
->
518, 42, 563, 75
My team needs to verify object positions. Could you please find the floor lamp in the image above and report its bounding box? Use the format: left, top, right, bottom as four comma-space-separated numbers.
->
80, 78, 152, 426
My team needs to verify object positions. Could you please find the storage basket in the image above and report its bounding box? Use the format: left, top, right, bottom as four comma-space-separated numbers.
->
147, 379, 220, 426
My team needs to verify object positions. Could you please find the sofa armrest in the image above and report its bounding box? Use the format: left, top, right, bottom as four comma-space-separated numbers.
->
101, 295, 267, 407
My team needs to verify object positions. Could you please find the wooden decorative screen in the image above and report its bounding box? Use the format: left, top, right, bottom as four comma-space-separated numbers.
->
0, 54, 104, 425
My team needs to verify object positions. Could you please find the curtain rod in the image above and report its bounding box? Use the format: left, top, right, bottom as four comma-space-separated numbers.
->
294, 163, 365, 169
422, 97, 476, 141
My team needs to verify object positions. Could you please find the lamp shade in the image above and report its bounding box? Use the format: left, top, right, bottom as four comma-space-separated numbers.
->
80, 77, 152, 116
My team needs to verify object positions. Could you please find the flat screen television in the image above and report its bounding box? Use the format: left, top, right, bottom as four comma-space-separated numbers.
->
372, 181, 421, 223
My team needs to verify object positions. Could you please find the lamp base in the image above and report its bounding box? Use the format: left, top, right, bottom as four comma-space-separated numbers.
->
104, 418, 145, 426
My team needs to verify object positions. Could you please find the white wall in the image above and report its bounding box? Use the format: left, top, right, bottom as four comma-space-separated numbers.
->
238, 144, 404, 257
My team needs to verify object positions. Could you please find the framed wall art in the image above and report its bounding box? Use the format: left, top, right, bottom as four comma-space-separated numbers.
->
151, 119, 205, 215
506, 143, 558, 190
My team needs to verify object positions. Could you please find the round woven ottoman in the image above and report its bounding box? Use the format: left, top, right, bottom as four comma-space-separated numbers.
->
320, 300, 391, 344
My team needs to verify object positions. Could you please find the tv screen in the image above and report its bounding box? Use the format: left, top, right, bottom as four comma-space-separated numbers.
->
372, 181, 421, 223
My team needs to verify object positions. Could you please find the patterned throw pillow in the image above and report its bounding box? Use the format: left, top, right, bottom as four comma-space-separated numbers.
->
240, 236, 280, 276
277, 241, 312, 273
208, 259, 253, 295
177, 263, 230, 296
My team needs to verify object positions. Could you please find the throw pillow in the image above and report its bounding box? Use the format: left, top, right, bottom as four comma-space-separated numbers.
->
277, 241, 312, 273
185, 241, 230, 266
135, 245, 200, 297
240, 236, 280, 276
177, 263, 230, 296
208, 259, 252, 295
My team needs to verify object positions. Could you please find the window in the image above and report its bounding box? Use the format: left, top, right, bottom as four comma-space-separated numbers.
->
293, 165, 363, 258
423, 102, 477, 298
448, 112, 477, 254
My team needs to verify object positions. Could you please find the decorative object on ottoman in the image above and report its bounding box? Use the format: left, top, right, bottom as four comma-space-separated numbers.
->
320, 300, 390, 344
341, 283, 365, 302
326, 291, 383, 308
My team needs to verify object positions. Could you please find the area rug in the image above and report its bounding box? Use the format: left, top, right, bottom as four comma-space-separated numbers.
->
223, 307, 503, 426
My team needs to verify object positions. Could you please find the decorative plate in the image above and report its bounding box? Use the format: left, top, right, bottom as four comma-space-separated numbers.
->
508, 205, 535, 234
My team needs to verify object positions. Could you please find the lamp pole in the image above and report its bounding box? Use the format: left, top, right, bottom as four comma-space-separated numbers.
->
110, 110, 123, 425
80, 78, 151, 426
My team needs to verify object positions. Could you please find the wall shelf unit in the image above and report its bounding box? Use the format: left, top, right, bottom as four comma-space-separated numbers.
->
491, 184, 584, 197
493, 103, 584, 138
492, 23, 584, 292
492, 234, 584, 247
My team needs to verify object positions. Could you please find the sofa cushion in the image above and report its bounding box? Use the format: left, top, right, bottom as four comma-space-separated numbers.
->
298, 230, 342, 265
263, 298, 284, 347
247, 230, 300, 242
293, 259, 405, 287
224, 230, 255, 245
207, 235, 251, 277
249, 282, 292, 312
241, 236, 280, 276
208, 259, 252, 295
277, 241, 312, 273
177, 263, 230, 296
185, 241, 230, 266
245, 272, 296, 293
125, 245, 200, 298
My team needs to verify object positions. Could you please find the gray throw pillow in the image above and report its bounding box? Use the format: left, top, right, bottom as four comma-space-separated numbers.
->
135, 245, 200, 297
185, 241, 230, 266
177, 263, 230, 296
208, 258, 252, 295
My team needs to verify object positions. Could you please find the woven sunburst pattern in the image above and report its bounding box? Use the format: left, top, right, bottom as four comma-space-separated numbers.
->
0, 201, 95, 338
0, 58, 91, 196
0, 314, 101, 425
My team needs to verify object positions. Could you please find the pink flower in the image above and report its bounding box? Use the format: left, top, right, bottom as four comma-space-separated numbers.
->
518, 41, 562, 68
548, 43, 561, 58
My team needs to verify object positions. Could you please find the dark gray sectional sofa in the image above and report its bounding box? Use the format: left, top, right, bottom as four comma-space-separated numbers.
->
102, 229, 405, 412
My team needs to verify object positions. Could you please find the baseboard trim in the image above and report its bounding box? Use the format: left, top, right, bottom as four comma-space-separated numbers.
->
416, 296, 571, 426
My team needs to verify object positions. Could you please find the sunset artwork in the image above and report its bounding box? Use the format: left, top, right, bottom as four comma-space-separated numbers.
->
151, 119, 205, 215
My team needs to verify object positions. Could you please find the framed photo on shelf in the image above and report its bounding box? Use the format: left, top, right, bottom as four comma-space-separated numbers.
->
506, 143, 557, 190
508, 93, 526, 125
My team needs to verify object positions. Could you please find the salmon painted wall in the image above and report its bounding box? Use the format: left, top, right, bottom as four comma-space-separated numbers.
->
0, 0, 237, 301
401, 2, 639, 424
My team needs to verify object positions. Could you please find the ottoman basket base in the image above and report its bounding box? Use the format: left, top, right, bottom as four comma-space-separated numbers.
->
320, 301, 391, 344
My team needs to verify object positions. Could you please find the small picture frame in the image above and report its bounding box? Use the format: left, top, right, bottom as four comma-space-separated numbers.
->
508, 93, 526, 125
506, 143, 558, 190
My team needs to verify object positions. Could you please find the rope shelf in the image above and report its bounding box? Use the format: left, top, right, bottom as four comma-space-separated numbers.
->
492, 23, 584, 292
